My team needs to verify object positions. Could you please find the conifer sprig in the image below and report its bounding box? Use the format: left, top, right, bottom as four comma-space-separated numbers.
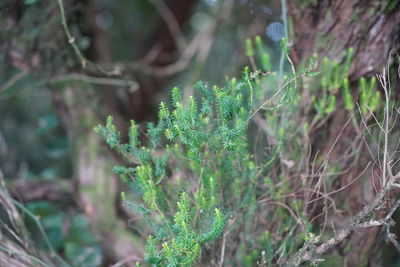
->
95, 36, 328, 266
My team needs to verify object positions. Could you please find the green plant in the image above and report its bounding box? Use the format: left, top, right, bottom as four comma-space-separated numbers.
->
95, 37, 400, 266
95, 35, 321, 266
95, 78, 258, 265
311, 48, 354, 118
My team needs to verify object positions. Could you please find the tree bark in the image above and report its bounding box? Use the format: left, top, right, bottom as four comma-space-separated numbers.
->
288, 0, 400, 79
52, 87, 143, 266
287, 1, 400, 265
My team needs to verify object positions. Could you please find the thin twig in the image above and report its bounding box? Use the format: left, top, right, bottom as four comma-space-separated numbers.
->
57, 0, 87, 69
57, 0, 132, 78
110, 255, 142, 267
0, 69, 29, 93
0, 245, 51, 267
42, 73, 139, 92
0, 187, 70, 266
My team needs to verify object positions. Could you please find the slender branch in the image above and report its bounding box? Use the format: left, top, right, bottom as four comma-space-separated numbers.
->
0, 69, 29, 93
110, 255, 141, 267
41, 73, 139, 92
57, 0, 87, 69
56, 0, 137, 79
246, 72, 305, 124
284, 178, 400, 266
0, 244, 51, 267
377, 69, 390, 186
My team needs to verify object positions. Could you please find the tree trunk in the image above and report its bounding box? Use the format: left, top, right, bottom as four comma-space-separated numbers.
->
288, 0, 400, 79
287, 1, 400, 265
52, 87, 143, 266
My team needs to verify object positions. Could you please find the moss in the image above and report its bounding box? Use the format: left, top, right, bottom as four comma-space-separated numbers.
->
384, 0, 399, 13
348, 9, 360, 24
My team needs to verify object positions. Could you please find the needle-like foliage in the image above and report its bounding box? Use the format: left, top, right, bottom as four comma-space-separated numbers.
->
95, 36, 394, 266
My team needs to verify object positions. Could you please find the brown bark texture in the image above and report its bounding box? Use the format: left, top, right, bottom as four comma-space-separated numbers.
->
288, 0, 400, 79
288, 0, 400, 265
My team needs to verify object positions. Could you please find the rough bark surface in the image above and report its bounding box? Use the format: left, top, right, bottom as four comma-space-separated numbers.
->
288, 0, 400, 79
288, 1, 400, 265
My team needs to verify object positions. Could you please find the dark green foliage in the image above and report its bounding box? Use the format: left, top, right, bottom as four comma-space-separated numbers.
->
95, 73, 261, 265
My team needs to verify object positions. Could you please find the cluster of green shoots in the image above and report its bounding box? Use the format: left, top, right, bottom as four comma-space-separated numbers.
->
95, 71, 264, 265
95, 35, 384, 266
310, 48, 381, 120
95, 34, 313, 265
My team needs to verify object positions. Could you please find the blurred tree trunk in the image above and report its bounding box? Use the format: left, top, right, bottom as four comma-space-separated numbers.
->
288, 1, 400, 265
49, 0, 197, 264
52, 87, 142, 266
